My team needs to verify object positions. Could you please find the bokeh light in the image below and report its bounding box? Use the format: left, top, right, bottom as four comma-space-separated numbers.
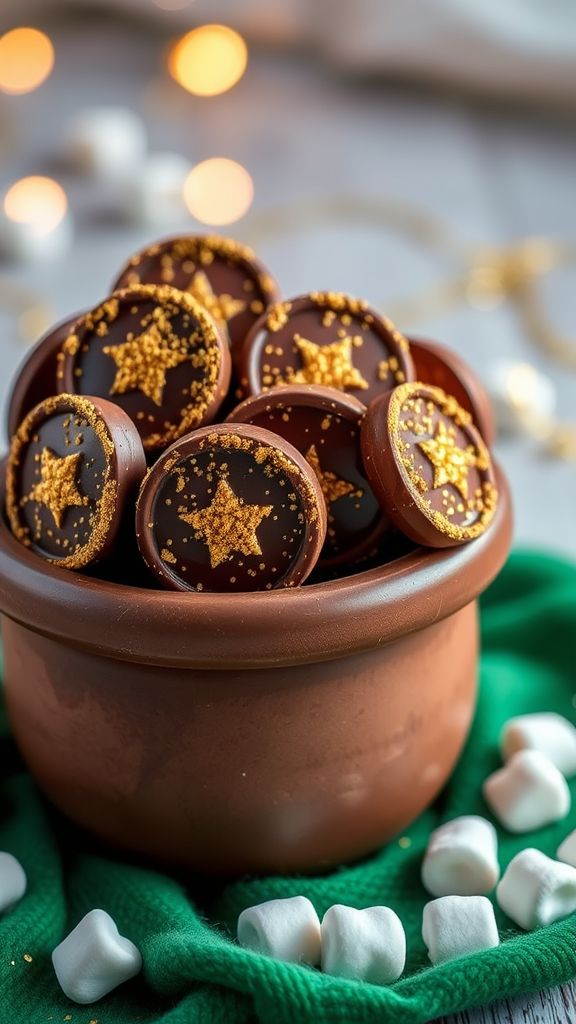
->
4, 177, 68, 234
168, 25, 248, 97
183, 159, 254, 226
0, 28, 55, 95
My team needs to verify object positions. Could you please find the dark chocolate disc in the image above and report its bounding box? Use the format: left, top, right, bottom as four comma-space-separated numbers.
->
361, 383, 498, 548
135, 423, 327, 592
6, 314, 83, 441
239, 292, 414, 403
409, 336, 496, 445
227, 384, 389, 567
56, 284, 231, 452
110, 235, 280, 364
6, 393, 146, 569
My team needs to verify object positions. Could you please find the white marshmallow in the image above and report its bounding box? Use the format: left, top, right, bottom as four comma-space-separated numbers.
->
0, 852, 27, 914
422, 895, 499, 965
497, 848, 576, 930
486, 360, 556, 436
122, 151, 191, 227
237, 896, 321, 965
483, 749, 570, 832
66, 107, 147, 180
52, 909, 142, 1004
321, 904, 405, 984
422, 816, 499, 897
557, 829, 576, 867
501, 713, 576, 778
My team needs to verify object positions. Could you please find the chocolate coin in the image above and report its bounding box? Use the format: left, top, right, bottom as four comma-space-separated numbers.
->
361, 383, 498, 547
135, 423, 327, 592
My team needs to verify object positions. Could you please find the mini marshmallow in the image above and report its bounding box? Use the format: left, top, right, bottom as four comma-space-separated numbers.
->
321, 904, 406, 984
422, 895, 499, 965
557, 829, 576, 867
52, 909, 142, 1004
497, 848, 576, 930
486, 360, 556, 436
0, 852, 27, 914
237, 896, 321, 965
422, 816, 500, 897
66, 107, 147, 180
483, 749, 570, 832
501, 713, 576, 778
122, 152, 191, 227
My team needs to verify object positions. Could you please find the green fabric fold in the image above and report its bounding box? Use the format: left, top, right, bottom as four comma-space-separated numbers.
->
1, 550, 576, 1022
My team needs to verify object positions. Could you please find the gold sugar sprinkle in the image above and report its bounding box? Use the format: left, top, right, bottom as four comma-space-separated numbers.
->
180, 477, 273, 569
287, 335, 368, 392
266, 301, 292, 333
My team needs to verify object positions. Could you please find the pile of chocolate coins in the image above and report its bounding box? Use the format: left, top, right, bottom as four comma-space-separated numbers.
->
4, 234, 499, 593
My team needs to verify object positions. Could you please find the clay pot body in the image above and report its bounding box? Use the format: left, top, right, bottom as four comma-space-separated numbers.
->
0, 464, 512, 875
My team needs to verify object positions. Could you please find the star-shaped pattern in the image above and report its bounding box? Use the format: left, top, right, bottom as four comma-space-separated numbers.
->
103, 323, 190, 407
290, 335, 369, 391
305, 444, 357, 517
186, 270, 246, 329
180, 478, 273, 568
26, 447, 87, 528
418, 420, 477, 501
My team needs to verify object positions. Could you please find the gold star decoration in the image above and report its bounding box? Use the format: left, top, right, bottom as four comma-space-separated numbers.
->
180, 478, 273, 569
26, 447, 87, 528
186, 270, 246, 329
103, 322, 190, 407
418, 420, 477, 501
290, 335, 369, 390
305, 445, 357, 518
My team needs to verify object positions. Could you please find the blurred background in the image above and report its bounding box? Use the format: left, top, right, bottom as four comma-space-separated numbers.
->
1, 0, 575, 553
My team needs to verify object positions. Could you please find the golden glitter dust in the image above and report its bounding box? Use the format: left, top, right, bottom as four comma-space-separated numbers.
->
103, 323, 190, 406
168, 25, 248, 97
305, 444, 356, 509
290, 335, 369, 391
3, 177, 67, 234
180, 477, 272, 568
187, 270, 246, 329
418, 420, 477, 502
25, 448, 87, 529
183, 159, 254, 226
0, 28, 54, 94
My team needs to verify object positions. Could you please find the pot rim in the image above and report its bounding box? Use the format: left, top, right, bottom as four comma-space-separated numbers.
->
0, 459, 512, 668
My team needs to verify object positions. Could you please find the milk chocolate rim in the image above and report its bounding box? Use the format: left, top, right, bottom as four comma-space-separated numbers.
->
0, 457, 511, 668
135, 422, 328, 592
408, 336, 496, 446
6, 313, 84, 442
239, 292, 414, 397
58, 284, 231, 451
110, 234, 281, 305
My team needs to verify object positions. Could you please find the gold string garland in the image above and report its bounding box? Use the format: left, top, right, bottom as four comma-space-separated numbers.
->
245, 198, 576, 459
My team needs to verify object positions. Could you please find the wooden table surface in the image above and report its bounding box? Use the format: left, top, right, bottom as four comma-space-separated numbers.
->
440, 981, 576, 1023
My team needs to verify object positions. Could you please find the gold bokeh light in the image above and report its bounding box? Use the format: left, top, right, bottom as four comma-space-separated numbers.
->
168, 24, 248, 97
0, 27, 55, 95
183, 158, 254, 226
4, 177, 68, 234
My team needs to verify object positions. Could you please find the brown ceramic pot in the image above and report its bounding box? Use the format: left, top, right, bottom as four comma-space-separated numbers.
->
0, 461, 512, 875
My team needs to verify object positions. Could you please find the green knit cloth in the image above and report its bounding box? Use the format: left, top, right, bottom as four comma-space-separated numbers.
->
1, 549, 576, 1023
